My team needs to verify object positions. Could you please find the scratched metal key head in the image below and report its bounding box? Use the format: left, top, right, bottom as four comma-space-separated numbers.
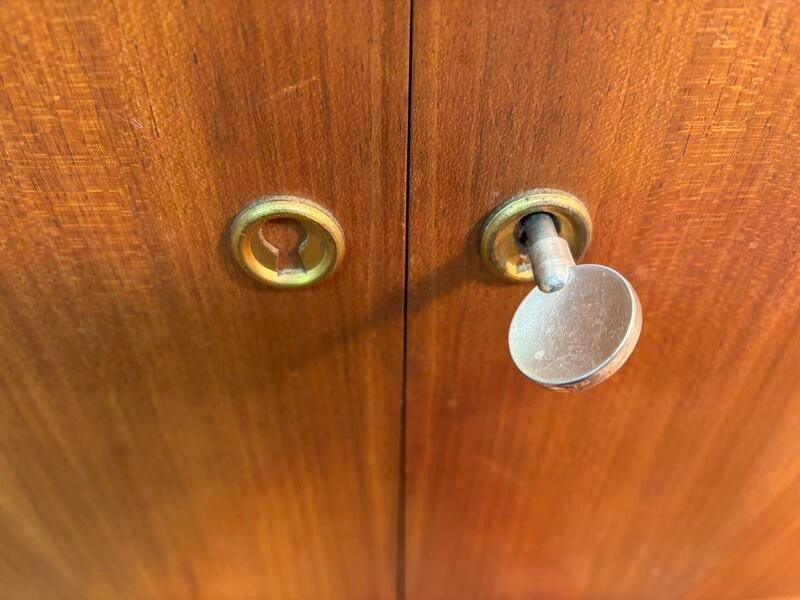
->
508, 264, 642, 391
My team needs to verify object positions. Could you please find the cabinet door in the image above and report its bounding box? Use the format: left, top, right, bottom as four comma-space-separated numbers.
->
406, 1, 800, 597
0, 1, 407, 597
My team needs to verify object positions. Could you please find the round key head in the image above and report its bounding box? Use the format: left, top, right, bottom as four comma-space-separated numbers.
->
508, 264, 642, 391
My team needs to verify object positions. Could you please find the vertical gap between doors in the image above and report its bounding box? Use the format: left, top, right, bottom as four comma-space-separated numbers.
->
397, 0, 414, 598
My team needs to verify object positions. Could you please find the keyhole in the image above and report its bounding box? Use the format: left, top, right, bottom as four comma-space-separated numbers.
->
259, 218, 307, 271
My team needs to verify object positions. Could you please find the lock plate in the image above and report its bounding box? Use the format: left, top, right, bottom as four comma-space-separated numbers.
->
230, 196, 345, 288
481, 189, 592, 283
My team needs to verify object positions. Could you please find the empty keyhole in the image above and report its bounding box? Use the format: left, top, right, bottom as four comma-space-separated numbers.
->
259, 218, 307, 271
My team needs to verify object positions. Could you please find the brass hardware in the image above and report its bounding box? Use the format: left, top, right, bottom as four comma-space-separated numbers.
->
230, 196, 345, 288
480, 189, 592, 284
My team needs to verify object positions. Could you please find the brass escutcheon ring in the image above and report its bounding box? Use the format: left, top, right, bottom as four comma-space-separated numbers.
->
230, 195, 345, 288
481, 189, 592, 283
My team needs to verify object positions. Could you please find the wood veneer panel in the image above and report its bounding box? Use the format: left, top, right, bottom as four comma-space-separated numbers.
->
406, 1, 800, 597
0, 1, 408, 597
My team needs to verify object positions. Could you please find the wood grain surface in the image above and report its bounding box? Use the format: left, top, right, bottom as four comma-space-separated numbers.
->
0, 1, 408, 597
405, 1, 800, 597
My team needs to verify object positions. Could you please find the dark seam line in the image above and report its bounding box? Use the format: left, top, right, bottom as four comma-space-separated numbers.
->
397, 1, 414, 598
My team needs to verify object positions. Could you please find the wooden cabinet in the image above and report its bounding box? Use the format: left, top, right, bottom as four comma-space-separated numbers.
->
2, 1, 800, 597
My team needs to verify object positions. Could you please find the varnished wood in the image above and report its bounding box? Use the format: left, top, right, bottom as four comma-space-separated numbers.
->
406, 1, 800, 597
0, 1, 408, 597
